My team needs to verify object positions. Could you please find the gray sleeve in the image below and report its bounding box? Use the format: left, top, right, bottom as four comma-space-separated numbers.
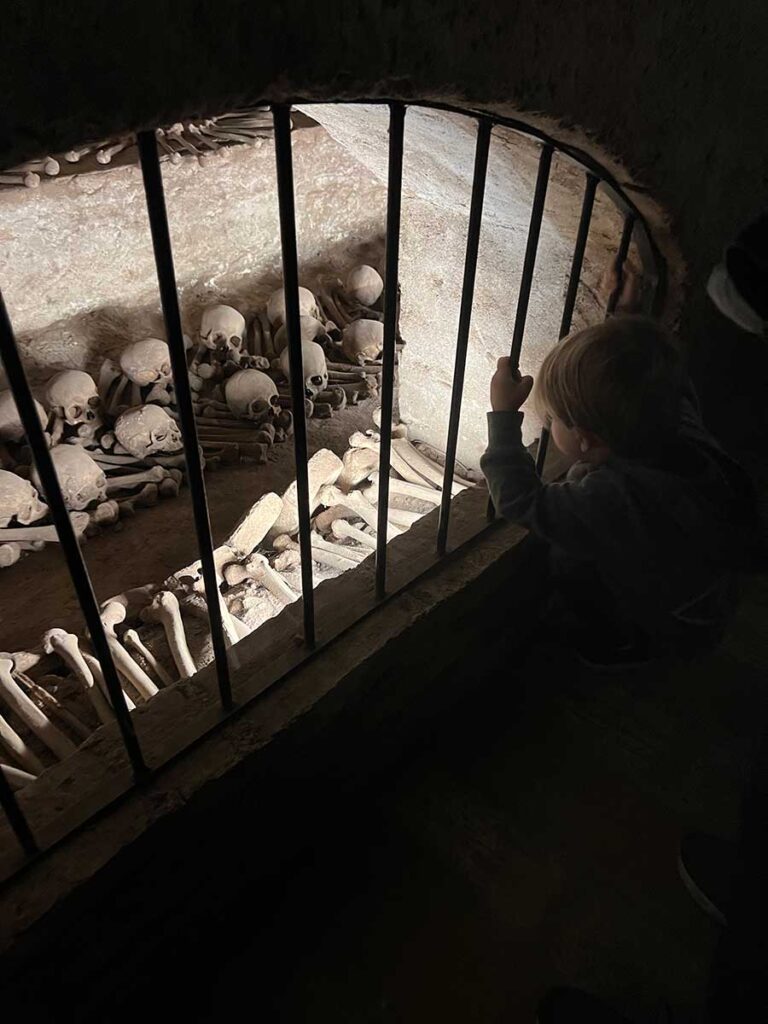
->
480, 411, 622, 554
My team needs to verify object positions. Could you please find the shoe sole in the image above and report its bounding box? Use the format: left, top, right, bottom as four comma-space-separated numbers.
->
677, 849, 728, 927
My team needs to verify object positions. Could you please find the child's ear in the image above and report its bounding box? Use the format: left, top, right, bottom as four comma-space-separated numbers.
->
576, 429, 603, 454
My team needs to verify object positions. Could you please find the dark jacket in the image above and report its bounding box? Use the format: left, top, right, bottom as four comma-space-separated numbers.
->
480, 389, 753, 645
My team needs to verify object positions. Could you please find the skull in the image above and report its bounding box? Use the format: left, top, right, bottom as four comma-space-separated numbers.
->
278, 340, 328, 399
32, 445, 107, 511
0, 470, 48, 527
224, 369, 280, 421
199, 305, 246, 359
114, 404, 183, 460
0, 388, 48, 443
341, 319, 384, 365
44, 370, 101, 429
119, 338, 172, 386
273, 316, 330, 355
345, 264, 384, 307
266, 286, 320, 327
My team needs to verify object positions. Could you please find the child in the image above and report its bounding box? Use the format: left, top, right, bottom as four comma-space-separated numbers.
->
481, 316, 754, 664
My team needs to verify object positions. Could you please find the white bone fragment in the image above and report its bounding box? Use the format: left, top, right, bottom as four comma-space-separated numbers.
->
347, 431, 432, 490
273, 316, 328, 354
278, 340, 328, 399
225, 493, 284, 557
104, 466, 167, 493
32, 445, 107, 511
96, 139, 132, 164
0, 172, 40, 188
0, 711, 44, 774
0, 512, 89, 543
331, 519, 378, 550
223, 552, 297, 606
266, 285, 319, 327
344, 265, 384, 307
1, 762, 38, 791
64, 141, 108, 162
0, 654, 76, 760
0, 470, 47, 527
11, 156, 60, 176
341, 319, 384, 364
123, 629, 175, 687
115, 404, 183, 460
142, 591, 196, 679
273, 535, 359, 573
119, 338, 171, 386
392, 437, 466, 495
411, 440, 478, 486
268, 451, 343, 541
316, 484, 401, 541
43, 629, 114, 724
311, 532, 368, 563
154, 128, 182, 164
0, 542, 22, 567
381, 507, 423, 528
100, 603, 159, 700
366, 471, 443, 506
337, 447, 379, 493
0, 389, 47, 443
14, 670, 91, 741
80, 651, 135, 712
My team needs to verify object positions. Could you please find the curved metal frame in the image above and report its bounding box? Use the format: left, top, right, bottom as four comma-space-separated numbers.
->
0, 99, 664, 880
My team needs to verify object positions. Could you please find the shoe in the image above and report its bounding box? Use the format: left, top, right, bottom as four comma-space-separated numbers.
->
537, 987, 633, 1023
678, 832, 735, 927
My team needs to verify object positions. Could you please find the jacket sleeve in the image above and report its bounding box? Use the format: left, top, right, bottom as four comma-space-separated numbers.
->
480, 411, 622, 554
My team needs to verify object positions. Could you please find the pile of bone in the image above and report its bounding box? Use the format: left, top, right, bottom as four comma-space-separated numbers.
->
0, 419, 478, 793
0, 265, 391, 569
0, 107, 277, 188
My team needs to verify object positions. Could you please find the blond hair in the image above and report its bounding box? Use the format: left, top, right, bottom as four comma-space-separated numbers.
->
533, 316, 683, 455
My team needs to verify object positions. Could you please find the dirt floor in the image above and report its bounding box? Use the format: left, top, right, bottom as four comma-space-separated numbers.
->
0, 402, 374, 654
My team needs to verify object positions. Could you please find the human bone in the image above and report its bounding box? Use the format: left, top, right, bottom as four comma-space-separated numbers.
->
331, 519, 378, 551
42, 628, 114, 725
226, 492, 283, 556
31, 445, 107, 511
44, 369, 101, 429
278, 340, 328, 399
223, 552, 297, 606
79, 649, 135, 712
99, 602, 159, 700
0, 470, 47, 527
141, 591, 196, 679
345, 265, 384, 307
0, 654, 77, 760
273, 316, 329, 354
341, 319, 384, 364
268, 449, 343, 540
2, 762, 38, 791
123, 629, 175, 687
104, 466, 167, 493
0, 512, 89, 544
119, 338, 172, 386
114, 404, 183, 460
224, 369, 279, 421
266, 285, 319, 327
317, 484, 401, 541
0, 389, 48, 443
366, 470, 443, 506
311, 532, 368, 563
272, 534, 358, 573
392, 436, 466, 495
0, 709, 43, 774
337, 447, 379, 493
199, 304, 246, 353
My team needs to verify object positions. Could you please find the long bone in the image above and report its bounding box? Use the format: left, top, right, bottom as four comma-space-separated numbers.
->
0, 512, 89, 544
0, 654, 77, 760
11, 156, 60, 176
80, 651, 136, 712
380, 507, 424, 528
331, 519, 378, 551
365, 471, 443, 506
123, 629, 175, 687
96, 139, 132, 164
105, 466, 167, 493
0, 710, 44, 774
316, 485, 402, 541
0, 543, 22, 567
411, 440, 478, 486
14, 670, 91, 741
348, 432, 432, 490
2, 763, 38, 791
43, 629, 114, 724
142, 591, 196, 679
392, 437, 466, 495
310, 532, 369, 563
0, 172, 40, 188
99, 603, 159, 700
273, 534, 360, 573
222, 552, 297, 606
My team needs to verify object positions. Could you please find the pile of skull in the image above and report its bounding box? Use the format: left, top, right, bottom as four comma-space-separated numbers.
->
0, 412, 479, 794
0, 264, 389, 571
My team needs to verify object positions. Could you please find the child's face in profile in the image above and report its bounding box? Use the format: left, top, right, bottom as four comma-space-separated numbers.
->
550, 417, 584, 460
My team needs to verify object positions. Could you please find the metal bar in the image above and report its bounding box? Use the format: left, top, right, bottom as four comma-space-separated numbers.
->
606, 211, 636, 315
375, 102, 405, 599
509, 144, 554, 369
0, 291, 146, 779
535, 172, 598, 475
272, 104, 315, 647
136, 131, 233, 710
436, 118, 492, 557
0, 762, 37, 857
